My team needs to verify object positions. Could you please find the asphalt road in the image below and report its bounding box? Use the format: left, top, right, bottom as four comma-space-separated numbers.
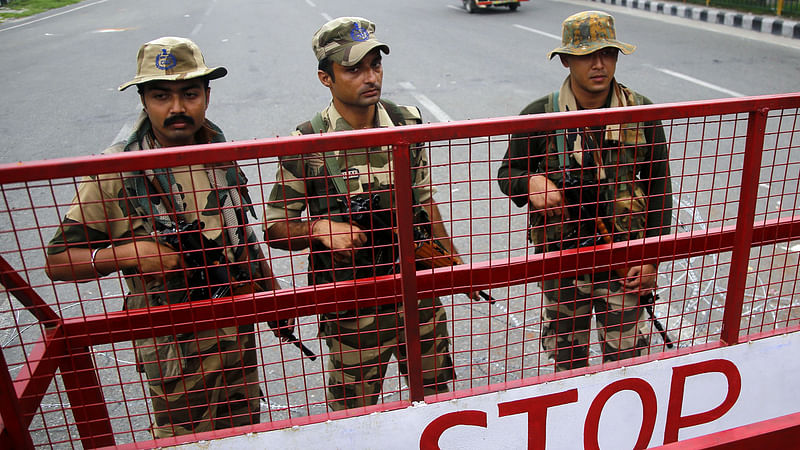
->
1, 0, 798, 163
1, 0, 799, 446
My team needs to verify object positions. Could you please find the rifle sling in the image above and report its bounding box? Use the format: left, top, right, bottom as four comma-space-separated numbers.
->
146, 170, 182, 228
304, 100, 419, 213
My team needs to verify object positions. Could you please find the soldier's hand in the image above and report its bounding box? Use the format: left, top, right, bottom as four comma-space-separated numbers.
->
118, 240, 182, 275
271, 317, 296, 341
528, 175, 564, 217
624, 264, 658, 292
311, 219, 367, 265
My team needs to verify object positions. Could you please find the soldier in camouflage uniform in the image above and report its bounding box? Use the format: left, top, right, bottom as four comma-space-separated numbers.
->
497, 12, 673, 371
45, 37, 272, 437
264, 17, 457, 411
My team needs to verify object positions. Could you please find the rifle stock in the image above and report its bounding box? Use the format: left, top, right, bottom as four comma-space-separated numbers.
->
414, 239, 496, 304
267, 319, 317, 360
345, 194, 497, 304
595, 217, 673, 348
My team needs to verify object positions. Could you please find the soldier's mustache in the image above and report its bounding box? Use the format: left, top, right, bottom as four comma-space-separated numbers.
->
362, 83, 380, 92
164, 115, 195, 127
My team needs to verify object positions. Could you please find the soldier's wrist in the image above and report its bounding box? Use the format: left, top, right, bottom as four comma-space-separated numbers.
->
309, 219, 325, 241
91, 247, 110, 276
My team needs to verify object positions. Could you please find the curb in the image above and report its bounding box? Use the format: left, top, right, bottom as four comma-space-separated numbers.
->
587, 0, 800, 39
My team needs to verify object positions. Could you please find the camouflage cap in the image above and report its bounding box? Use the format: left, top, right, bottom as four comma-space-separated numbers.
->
547, 11, 636, 60
312, 17, 390, 67
118, 36, 227, 91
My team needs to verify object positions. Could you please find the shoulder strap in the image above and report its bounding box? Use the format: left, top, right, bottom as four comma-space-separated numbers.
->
310, 112, 325, 133
549, 91, 569, 170
296, 121, 313, 135
323, 156, 347, 197
297, 102, 421, 133
548, 91, 559, 113
379, 99, 425, 209
295, 112, 348, 209
296, 103, 422, 211
380, 99, 422, 126
296, 112, 326, 135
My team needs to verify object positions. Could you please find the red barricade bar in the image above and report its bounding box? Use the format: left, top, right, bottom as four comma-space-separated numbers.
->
0, 93, 798, 448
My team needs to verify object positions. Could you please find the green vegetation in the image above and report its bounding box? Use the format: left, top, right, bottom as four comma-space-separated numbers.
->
0, 0, 82, 22
682, 0, 800, 18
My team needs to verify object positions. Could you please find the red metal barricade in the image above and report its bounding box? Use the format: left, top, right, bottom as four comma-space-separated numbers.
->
1, 93, 799, 448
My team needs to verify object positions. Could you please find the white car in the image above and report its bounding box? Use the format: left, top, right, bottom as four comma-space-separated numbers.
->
463, 0, 528, 13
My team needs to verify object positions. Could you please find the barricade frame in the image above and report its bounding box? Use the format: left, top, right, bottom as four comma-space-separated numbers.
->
1, 92, 799, 448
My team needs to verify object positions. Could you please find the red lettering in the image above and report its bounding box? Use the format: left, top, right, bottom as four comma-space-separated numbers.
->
664, 359, 741, 443
583, 378, 657, 450
498, 389, 578, 450
419, 410, 487, 450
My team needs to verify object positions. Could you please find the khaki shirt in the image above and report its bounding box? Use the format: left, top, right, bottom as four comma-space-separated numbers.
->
265, 101, 432, 286
47, 112, 264, 382
497, 81, 673, 253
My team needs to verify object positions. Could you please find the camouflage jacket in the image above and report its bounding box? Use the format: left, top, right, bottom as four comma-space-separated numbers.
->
265, 100, 429, 286
497, 79, 673, 253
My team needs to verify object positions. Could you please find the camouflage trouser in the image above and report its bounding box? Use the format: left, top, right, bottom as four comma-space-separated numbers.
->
321, 297, 454, 411
146, 326, 261, 438
541, 276, 650, 372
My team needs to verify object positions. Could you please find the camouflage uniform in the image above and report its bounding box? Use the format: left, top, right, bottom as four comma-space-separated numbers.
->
498, 12, 672, 372
498, 82, 672, 370
498, 81, 672, 371
48, 112, 264, 437
265, 101, 455, 410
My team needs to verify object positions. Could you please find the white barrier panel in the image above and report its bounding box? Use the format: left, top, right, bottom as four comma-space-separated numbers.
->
174, 332, 799, 449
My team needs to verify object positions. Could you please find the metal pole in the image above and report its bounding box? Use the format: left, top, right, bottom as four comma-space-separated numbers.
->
392, 142, 424, 402
0, 256, 61, 325
0, 344, 35, 450
720, 108, 768, 346
60, 346, 115, 448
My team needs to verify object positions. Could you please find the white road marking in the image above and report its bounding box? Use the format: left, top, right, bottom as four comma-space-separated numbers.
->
191, 0, 218, 36
92, 28, 131, 33
513, 24, 561, 41
205, 0, 217, 17
0, 0, 108, 33
321, 12, 332, 21
653, 67, 745, 97
305, 0, 316, 6
398, 81, 453, 123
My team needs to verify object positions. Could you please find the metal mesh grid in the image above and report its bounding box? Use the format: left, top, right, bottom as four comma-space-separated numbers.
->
1, 95, 799, 448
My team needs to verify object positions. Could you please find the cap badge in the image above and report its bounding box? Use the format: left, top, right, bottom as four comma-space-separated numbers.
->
155, 48, 177, 70
350, 22, 369, 42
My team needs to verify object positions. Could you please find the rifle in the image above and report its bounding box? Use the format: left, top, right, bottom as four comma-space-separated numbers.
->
594, 218, 673, 349
343, 194, 398, 277
413, 236, 496, 304
158, 219, 317, 360
269, 319, 317, 360
344, 194, 496, 303
156, 219, 233, 302
558, 172, 673, 348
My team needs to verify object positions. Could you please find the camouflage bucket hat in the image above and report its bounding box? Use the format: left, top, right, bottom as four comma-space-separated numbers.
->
312, 17, 390, 67
118, 36, 227, 91
547, 11, 636, 59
